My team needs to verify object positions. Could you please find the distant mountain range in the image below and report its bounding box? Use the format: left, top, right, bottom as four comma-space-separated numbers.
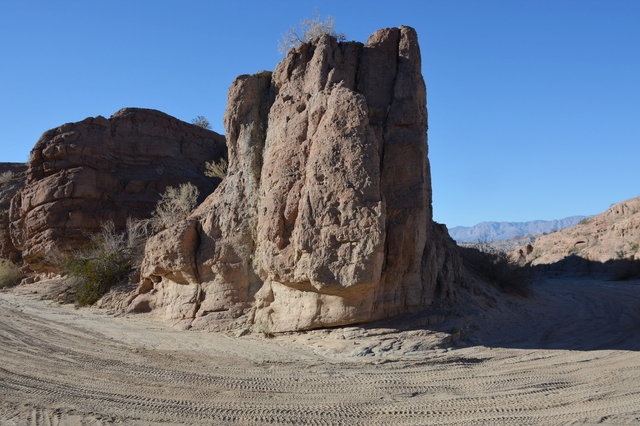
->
449, 216, 587, 242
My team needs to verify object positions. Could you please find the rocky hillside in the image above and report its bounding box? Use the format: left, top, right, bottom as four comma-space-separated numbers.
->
8, 108, 226, 272
0, 163, 27, 262
129, 26, 464, 333
513, 196, 640, 265
450, 216, 586, 242
458, 233, 541, 254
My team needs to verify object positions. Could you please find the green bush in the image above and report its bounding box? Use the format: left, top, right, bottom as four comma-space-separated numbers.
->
0, 259, 21, 288
62, 222, 134, 306
61, 182, 201, 306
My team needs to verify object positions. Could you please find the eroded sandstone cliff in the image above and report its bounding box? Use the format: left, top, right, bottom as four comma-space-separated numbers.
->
132, 27, 462, 332
0, 163, 27, 263
9, 108, 226, 272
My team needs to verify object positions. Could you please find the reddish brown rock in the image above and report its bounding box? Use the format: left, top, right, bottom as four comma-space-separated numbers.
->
9, 108, 226, 272
0, 163, 27, 263
134, 27, 463, 332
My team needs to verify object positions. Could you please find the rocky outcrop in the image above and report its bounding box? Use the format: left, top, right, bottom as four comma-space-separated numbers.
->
132, 27, 463, 332
513, 197, 640, 265
9, 108, 226, 272
0, 163, 27, 263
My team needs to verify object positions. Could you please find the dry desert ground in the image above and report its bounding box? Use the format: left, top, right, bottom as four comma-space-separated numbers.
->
1, 277, 639, 425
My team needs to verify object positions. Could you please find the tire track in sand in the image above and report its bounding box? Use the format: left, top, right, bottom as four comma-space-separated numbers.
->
1, 279, 640, 425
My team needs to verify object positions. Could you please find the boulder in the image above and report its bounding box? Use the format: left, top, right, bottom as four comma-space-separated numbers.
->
0, 163, 27, 263
9, 108, 226, 272
134, 27, 463, 332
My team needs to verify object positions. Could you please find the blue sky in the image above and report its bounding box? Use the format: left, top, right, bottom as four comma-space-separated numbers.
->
1, 1, 638, 227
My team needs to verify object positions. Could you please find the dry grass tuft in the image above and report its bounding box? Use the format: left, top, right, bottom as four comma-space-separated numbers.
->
0, 171, 14, 185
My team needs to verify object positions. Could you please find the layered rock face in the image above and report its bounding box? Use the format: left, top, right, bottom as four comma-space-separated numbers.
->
9, 108, 226, 271
134, 27, 462, 332
513, 197, 640, 265
0, 163, 27, 263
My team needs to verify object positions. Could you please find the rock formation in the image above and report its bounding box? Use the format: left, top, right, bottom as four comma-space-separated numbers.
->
132, 27, 463, 332
513, 196, 640, 265
9, 108, 226, 272
0, 163, 27, 263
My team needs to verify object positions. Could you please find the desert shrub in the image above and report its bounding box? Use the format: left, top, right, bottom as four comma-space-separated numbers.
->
460, 247, 531, 296
60, 183, 200, 306
150, 183, 199, 232
61, 182, 200, 305
125, 217, 152, 261
0, 259, 21, 288
279, 13, 346, 54
0, 171, 14, 185
254, 321, 274, 338
615, 248, 627, 259
191, 116, 211, 129
204, 158, 228, 179
62, 222, 136, 306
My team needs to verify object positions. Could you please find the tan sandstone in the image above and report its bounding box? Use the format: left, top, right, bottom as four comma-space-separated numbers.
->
133, 27, 463, 332
512, 196, 640, 265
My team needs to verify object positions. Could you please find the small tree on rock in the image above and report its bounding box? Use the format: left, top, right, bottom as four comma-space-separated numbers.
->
191, 116, 211, 129
279, 13, 346, 54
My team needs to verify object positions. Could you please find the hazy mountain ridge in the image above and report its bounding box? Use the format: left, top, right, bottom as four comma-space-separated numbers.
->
450, 216, 587, 242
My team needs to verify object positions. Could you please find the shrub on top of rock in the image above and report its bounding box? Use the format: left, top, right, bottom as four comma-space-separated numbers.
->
191, 116, 211, 129
278, 13, 346, 53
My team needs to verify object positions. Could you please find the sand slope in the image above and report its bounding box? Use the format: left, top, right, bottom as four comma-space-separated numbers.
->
1, 278, 639, 425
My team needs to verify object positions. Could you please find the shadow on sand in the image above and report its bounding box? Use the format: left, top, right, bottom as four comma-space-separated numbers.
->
455, 256, 640, 352
346, 255, 640, 353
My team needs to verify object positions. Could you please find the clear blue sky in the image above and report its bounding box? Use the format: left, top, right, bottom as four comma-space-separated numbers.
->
1, 1, 639, 227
